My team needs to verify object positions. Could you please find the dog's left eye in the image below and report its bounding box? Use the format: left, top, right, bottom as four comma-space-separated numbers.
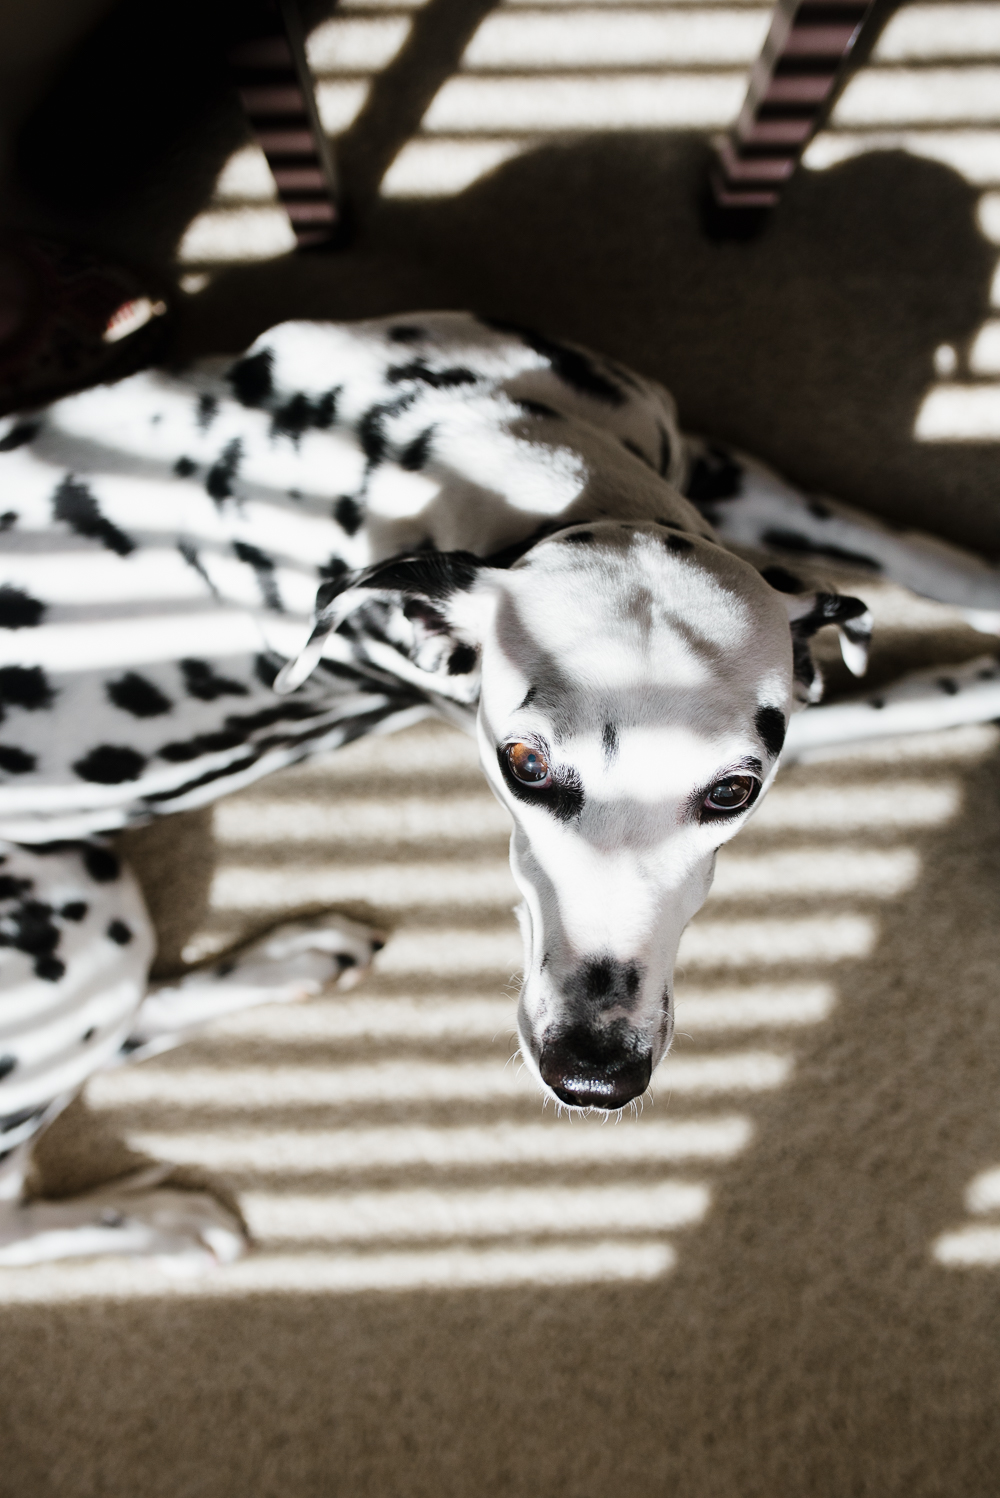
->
703, 774, 759, 815
505, 742, 550, 785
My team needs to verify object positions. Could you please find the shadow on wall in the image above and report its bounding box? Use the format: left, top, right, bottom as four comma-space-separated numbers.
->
9, 1, 998, 554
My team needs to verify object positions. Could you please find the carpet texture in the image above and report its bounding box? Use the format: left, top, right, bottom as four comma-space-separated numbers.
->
2, 0, 1000, 1493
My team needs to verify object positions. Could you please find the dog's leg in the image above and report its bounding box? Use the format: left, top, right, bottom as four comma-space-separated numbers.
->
117, 912, 386, 1063
785, 655, 1000, 760
0, 839, 246, 1269
682, 436, 1000, 632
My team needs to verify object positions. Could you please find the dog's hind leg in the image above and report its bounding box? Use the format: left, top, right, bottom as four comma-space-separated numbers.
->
116, 911, 387, 1064
681, 435, 1000, 632
785, 655, 1000, 760
0, 838, 246, 1269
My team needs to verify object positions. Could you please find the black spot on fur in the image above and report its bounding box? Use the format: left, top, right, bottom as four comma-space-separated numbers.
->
664, 533, 693, 553
563, 530, 594, 544
206, 438, 243, 505
107, 672, 172, 718
0, 746, 35, 773
0, 511, 16, 530
807, 499, 833, 519
563, 956, 642, 1015
0, 422, 39, 451
82, 1027, 97, 1042
155, 696, 331, 764
386, 359, 478, 390
517, 398, 561, 419
388, 325, 424, 343
61, 901, 88, 921
233, 540, 283, 612
0, 1056, 15, 1080
157, 728, 244, 764
762, 565, 807, 595
621, 437, 654, 469
937, 676, 960, 695
107, 919, 133, 945
0, 876, 32, 901
177, 541, 218, 598
84, 845, 119, 882
484, 320, 626, 405
684, 444, 743, 504
53, 476, 135, 556
197, 393, 219, 430
334, 496, 363, 535
0, 890, 64, 980
271, 389, 338, 443
318, 555, 350, 587
72, 745, 147, 784
254, 653, 282, 688
180, 659, 249, 701
0, 585, 45, 628
602, 722, 618, 762
357, 407, 389, 467
755, 705, 787, 758
978, 666, 998, 680
447, 643, 478, 675
400, 427, 434, 471
228, 349, 274, 408
174, 456, 197, 477
518, 686, 538, 711
0, 1104, 47, 1134
0, 665, 53, 710
658, 425, 673, 477
761, 529, 882, 571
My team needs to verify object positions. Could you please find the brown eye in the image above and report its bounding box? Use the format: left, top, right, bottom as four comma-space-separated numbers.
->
505, 742, 550, 785
704, 774, 758, 814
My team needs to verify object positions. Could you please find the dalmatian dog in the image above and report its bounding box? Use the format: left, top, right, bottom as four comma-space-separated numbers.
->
2, 311, 999, 1268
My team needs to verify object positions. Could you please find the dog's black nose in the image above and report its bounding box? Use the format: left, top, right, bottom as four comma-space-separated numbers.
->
539, 1027, 652, 1110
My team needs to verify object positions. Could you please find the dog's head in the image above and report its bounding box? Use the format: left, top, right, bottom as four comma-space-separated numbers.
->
277, 521, 871, 1111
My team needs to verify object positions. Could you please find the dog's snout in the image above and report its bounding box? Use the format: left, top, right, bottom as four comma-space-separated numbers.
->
564, 955, 643, 1015
539, 1026, 652, 1110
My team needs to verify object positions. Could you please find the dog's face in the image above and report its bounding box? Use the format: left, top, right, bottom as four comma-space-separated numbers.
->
473, 522, 796, 1110
277, 519, 870, 1113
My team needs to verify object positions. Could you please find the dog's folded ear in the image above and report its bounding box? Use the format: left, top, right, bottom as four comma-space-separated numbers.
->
274, 550, 495, 701
762, 566, 873, 704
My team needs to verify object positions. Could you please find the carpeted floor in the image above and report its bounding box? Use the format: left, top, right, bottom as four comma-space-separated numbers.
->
2, 1, 1000, 1493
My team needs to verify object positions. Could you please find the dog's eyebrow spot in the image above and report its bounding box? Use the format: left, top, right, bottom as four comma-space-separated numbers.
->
517, 686, 538, 711
602, 722, 619, 763
755, 705, 787, 758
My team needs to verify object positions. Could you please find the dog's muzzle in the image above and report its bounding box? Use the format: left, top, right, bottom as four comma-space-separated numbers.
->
538, 1025, 653, 1110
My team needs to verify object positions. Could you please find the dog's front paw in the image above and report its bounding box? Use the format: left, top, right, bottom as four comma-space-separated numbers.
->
222, 913, 387, 998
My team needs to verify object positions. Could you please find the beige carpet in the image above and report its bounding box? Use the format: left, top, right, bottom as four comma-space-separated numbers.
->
3, 1, 1000, 1493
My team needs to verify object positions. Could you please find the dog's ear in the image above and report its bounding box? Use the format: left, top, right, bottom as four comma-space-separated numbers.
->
761, 565, 873, 704
274, 551, 494, 701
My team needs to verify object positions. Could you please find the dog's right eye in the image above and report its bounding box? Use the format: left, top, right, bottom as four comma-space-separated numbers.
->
505, 742, 550, 785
